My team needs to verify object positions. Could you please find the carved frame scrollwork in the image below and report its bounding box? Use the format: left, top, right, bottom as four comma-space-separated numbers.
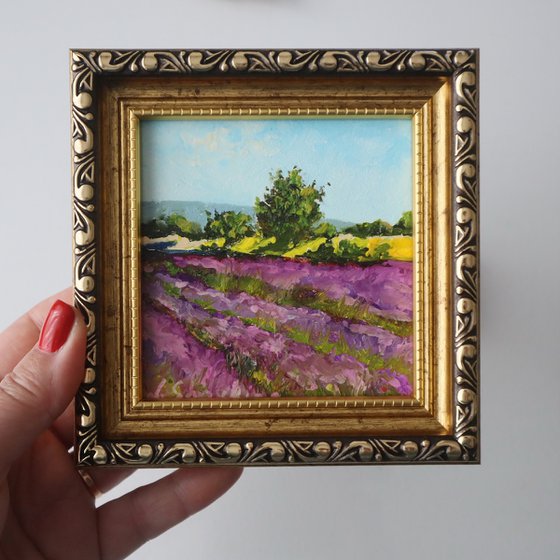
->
72, 49, 479, 466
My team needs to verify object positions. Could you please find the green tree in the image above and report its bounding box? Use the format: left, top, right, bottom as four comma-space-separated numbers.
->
141, 213, 203, 240
204, 210, 255, 243
392, 211, 413, 235
344, 219, 393, 237
255, 167, 326, 247
141, 214, 170, 238
313, 222, 338, 238
166, 213, 204, 239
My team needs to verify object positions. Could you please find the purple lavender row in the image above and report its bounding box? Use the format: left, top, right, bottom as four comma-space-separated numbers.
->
170, 255, 413, 321
142, 302, 266, 399
145, 279, 393, 396
153, 271, 412, 366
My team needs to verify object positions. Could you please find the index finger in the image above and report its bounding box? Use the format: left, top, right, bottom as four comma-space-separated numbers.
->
0, 287, 74, 378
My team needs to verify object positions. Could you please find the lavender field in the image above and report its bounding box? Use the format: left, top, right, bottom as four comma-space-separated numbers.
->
142, 253, 414, 399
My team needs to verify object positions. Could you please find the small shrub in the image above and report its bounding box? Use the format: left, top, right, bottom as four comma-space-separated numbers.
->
204, 210, 255, 243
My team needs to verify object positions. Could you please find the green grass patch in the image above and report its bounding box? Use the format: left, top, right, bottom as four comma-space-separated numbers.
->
162, 260, 183, 276
161, 280, 182, 299
191, 298, 218, 314
240, 316, 278, 333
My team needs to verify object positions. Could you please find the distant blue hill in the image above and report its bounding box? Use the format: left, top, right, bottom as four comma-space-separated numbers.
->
142, 200, 354, 229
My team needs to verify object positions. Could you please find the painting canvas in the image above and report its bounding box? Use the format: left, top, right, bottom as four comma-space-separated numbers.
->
140, 117, 414, 401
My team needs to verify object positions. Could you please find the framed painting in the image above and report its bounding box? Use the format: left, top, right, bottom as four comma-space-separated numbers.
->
71, 49, 479, 466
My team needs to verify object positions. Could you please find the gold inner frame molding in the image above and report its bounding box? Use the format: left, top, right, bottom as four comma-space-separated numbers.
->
97, 75, 452, 439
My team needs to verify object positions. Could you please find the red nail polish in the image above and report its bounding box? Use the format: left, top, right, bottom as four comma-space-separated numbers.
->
38, 300, 75, 352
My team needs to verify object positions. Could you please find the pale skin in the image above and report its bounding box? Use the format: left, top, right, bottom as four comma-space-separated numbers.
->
0, 288, 242, 559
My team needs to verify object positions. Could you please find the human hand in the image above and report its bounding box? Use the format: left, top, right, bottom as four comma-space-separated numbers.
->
0, 289, 242, 559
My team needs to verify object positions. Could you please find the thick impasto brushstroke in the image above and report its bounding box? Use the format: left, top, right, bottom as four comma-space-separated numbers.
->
142, 254, 413, 399
171, 254, 413, 321
143, 302, 265, 399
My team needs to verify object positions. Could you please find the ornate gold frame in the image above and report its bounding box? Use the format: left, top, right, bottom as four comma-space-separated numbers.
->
72, 49, 478, 466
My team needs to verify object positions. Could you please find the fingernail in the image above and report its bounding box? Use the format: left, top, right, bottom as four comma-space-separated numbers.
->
38, 300, 75, 352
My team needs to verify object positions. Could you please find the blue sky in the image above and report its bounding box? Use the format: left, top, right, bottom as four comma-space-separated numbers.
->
140, 117, 412, 225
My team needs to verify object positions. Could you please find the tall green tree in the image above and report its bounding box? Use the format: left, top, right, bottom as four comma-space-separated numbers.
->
255, 167, 326, 247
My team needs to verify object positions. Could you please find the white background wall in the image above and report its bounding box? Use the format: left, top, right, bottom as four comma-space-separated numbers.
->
1, 1, 559, 558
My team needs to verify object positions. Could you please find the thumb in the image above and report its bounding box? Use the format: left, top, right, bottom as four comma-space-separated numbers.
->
0, 300, 86, 472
